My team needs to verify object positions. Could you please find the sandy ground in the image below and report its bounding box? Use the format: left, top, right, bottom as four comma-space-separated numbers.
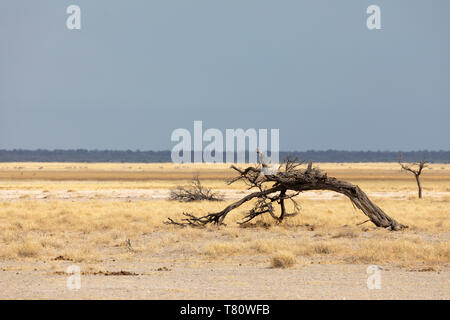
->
1, 189, 450, 202
1, 163, 449, 300
1, 260, 448, 299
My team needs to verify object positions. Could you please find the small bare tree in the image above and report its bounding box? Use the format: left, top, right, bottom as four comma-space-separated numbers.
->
169, 175, 223, 202
398, 155, 428, 199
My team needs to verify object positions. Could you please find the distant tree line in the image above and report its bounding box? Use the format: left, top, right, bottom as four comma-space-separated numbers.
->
0, 149, 449, 163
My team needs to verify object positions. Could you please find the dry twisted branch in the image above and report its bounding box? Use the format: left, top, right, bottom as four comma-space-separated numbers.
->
169, 175, 223, 202
166, 158, 407, 230
398, 154, 428, 176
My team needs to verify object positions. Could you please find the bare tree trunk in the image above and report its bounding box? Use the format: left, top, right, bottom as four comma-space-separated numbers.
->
279, 189, 287, 221
284, 176, 405, 230
415, 174, 422, 199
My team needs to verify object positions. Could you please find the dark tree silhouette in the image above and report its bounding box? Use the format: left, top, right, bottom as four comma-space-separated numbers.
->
166, 156, 406, 230
398, 155, 428, 199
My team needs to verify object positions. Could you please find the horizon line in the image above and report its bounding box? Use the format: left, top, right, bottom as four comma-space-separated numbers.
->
1, 149, 449, 153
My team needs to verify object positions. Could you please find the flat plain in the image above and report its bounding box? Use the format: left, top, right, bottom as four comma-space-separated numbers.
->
0, 162, 449, 299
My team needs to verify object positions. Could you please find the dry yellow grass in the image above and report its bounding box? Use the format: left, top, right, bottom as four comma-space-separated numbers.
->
0, 162, 449, 184
0, 197, 448, 265
271, 251, 296, 268
0, 162, 449, 270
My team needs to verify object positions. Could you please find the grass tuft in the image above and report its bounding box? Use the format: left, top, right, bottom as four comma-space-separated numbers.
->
271, 251, 296, 268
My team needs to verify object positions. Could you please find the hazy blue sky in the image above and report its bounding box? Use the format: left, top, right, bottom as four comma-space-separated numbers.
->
1, 0, 449, 151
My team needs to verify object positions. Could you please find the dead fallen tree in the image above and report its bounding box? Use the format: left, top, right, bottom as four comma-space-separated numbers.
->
166, 157, 407, 230
169, 175, 223, 202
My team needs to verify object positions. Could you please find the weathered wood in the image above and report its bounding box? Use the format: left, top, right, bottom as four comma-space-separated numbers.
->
166, 157, 407, 230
